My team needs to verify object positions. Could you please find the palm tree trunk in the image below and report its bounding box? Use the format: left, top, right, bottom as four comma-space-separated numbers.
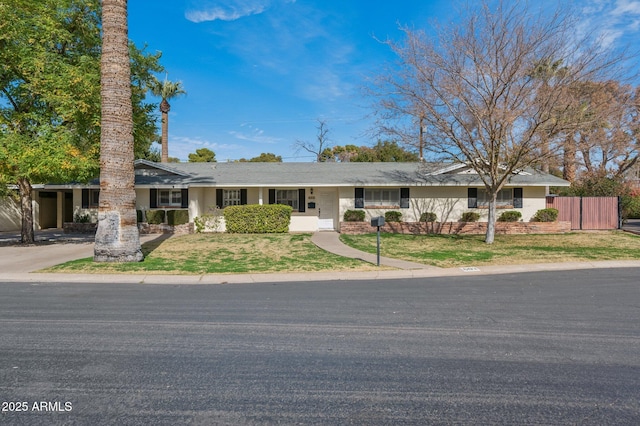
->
94, 0, 142, 262
17, 177, 35, 244
161, 109, 169, 163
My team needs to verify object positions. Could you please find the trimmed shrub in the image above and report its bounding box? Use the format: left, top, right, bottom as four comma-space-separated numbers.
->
531, 208, 558, 222
145, 210, 165, 225
167, 209, 189, 226
74, 212, 91, 223
497, 210, 522, 222
136, 210, 143, 223
224, 204, 292, 233
419, 212, 437, 222
343, 210, 366, 222
460, 211, 480, 222
385, 211, 402, 222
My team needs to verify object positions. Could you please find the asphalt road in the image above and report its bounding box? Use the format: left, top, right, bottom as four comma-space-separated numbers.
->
1, 269, 639, 425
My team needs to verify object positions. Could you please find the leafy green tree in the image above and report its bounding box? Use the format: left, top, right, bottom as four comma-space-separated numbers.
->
188, 148, 216, 162
0, 0, 163, 243
239, 152, 283, 162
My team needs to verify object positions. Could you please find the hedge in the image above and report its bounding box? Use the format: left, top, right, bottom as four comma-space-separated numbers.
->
419, 212, 437, 222
167, 209, 189, 226
460, 211, 480, 222
224, 204, 292, 233
385, 211, 402, 222
531, 208, 558, 222
497, 210, 522, 222
145, 210, 165, 225
343, 210, 365, 222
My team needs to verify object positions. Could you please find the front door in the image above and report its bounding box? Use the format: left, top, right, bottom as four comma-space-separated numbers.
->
318, 191, 336, 230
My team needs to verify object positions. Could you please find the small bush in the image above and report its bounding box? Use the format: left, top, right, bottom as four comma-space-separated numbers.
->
136, 210, 143, 223
531, 208, 558, 222
385, 211, 402, 222
622, 195, 640, 219
224, 204, 292, 233
167, 209, 189, 226
343, 210, 365, 222
460, 211, 480, 222
497, 210, 522, 222
419, 212, 437, 222
194, 208, 223, 233
74, 212, 92, 223
145, 210, 165, 225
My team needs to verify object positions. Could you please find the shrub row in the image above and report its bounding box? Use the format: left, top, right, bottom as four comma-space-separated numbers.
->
343, 209, 557, 223
138, 209, 190, 226
224, 204, 292, 233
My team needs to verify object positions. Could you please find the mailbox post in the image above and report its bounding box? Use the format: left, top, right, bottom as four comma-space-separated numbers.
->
371, 216, 385, 266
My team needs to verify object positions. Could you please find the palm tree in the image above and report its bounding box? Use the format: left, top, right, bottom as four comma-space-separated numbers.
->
149, 75, 185, 163
94, 0, 143, 262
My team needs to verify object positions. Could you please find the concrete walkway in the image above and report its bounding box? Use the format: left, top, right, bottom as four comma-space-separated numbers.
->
311, 231, 436, 270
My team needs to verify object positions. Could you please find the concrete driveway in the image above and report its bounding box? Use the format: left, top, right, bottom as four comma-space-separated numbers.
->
0, 230, 161, 274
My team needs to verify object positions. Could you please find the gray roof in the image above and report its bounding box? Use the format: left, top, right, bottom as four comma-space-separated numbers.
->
129, 160, 570, 188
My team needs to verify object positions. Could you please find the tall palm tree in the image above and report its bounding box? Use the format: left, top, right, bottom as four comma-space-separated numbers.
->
94, 0, 143, 262
149, 75, 185, 163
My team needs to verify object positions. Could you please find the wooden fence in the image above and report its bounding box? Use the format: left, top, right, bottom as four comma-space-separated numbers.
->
546, 196, 620, 230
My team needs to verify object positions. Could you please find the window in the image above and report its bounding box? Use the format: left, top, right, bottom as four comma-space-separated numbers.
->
223, 189, 243, 207
158, 189, 182, 207
269, 189, 305, 212
275, 189, 299, 210
81, 189, 99, 208
364, 188, 400, 207
216, 189, 247, 208
468, 188, 522, 209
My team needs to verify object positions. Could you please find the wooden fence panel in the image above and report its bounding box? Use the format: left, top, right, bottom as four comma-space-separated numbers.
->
581, 197, 619, 230
546, 196, 619, 230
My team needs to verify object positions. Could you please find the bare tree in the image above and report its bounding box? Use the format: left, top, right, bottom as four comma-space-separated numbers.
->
373, 0, 628, 243
294, 119, 332, 162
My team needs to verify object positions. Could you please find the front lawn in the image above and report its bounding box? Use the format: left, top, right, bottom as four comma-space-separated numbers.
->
340, 231, 640, 268
43, 233, 381, 275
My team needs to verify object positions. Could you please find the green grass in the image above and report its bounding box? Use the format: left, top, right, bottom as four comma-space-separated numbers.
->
340, 231, 640, 268
44, 233, 383, 275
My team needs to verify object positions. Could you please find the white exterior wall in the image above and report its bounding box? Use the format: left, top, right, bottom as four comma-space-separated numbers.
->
0, 196, 21, 232
337, 186, 548, 223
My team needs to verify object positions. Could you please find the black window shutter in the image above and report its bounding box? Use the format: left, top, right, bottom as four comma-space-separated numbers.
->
298, 189, 306, 212
513, 188, 523, 208
150, 189, 157, 208
240, 189, 247, 205
216, 189, 223, 208
400, 188, 410, 208
355, 188, 364, 208
268, 189, 276, 204
81, 189, 89, 208
181, 189, 188, 208
468, 188, 477, 208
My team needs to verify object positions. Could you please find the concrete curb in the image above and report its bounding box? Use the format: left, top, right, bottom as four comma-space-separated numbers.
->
2, 260, 640, 285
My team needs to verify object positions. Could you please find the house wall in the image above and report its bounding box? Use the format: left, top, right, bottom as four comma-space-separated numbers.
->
0, 195, 21, 232
337, 186, 548, 223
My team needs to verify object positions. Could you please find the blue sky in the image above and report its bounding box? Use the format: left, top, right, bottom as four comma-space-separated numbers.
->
128, 1, 640, 162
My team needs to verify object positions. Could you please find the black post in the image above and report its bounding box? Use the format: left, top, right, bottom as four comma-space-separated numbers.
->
376, 225, 381, 266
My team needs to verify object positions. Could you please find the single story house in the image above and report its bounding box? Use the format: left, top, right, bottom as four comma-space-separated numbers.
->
4, 160, 570, 233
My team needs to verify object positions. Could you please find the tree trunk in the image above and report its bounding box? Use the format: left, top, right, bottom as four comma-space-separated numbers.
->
160, 108, 169, 163
94, 0, 143, 262
485, 191, 497, 244
17, 177, 35, 244
563, 134, 577, 182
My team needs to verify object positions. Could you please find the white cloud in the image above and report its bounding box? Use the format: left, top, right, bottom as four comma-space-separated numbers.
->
185, 0, 295, 23
170, 136, 243, 161
580, 0, 640, 47
229, 124, 282, 144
